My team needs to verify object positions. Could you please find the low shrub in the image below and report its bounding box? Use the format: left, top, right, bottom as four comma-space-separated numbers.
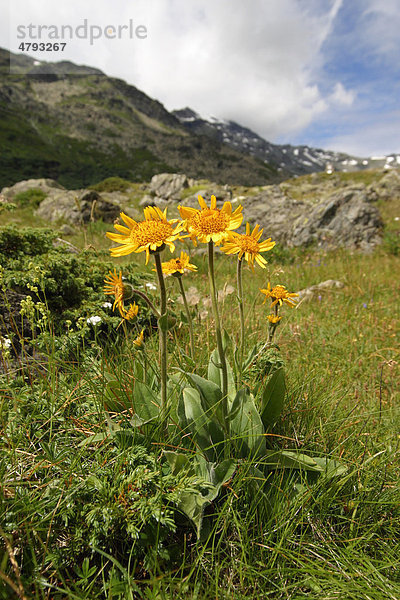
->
13, 188, 47, 207
90, 177, 133, 193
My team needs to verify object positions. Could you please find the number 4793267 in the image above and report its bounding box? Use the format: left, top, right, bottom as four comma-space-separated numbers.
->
18, 42, 66, 51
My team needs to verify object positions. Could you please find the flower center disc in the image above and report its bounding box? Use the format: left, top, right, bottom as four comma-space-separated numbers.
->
133, 220, 173, 245
271, 285, 287, 299
192, 209, 229, 234
238, 235, 260, 253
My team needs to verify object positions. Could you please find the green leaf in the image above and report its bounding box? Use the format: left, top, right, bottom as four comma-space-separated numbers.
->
230, 388, 265, 458
207, 349, 236, 402
260, 367, 286, 428
310, 456, 347, 477
242, 342, 263, 372
180, 371, 224, 422
263, 450, 327, 472
164, 453, 237, 536
78, 432, 108, 447
164, 451, 190, 475
129, 381, 160, 427
222, 329, 232, 352
181, 387, 223, 461
158, 314, 169, 332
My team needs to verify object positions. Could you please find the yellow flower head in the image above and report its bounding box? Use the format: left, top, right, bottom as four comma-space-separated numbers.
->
106, 207, 184, 264
159, 251, 198, 276
260, 283, 299, 308
133, 328, 145, 348
178, 195, 243, 245
104, 269, 126, 312
221, 222, 275, 269
120, 301, 139, 321
267, 314, 283, 324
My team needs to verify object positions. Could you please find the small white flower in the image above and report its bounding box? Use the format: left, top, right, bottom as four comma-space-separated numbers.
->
102, 302, 112, 309
145, 282, 157, 291
87, 316, 102, 326
1, 336, 12, 349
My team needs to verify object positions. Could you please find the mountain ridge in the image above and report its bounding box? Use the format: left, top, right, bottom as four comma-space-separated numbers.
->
1, 48, 398, 190
172, 107, 400, 176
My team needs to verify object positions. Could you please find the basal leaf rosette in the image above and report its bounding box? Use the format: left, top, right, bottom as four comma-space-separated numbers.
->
178, 195, 243, 245
106, 207, 184, 264
221, 223, 275, 269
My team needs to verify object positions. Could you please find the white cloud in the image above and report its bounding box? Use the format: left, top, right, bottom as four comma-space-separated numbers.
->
318, 112, 400, 156
329, 83, 356, 107
3, 0, 343, 141
0, 0, 398, 155
362, 0, 400, 56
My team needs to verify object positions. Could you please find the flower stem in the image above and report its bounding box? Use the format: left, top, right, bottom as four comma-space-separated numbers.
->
208, 242, 228, 422
177, 276, 195, 360
130, 288, 161, 319
236, 257, 245, 384
154, 252, 168, 423
268, 304, 280, 344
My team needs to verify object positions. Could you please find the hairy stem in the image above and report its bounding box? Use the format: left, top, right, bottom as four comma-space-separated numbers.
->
130, 288, 161, 319
154, 252, 168, 422
177, 276, 195, 360
237, 257, 245, 384
208, 242, 229, 429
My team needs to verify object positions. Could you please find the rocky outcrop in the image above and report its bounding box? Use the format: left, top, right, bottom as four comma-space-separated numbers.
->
35, 188, 120, 224
296, 280, 344, 300
1, 178, 121, 224
2, 168, 394, 251
1, 178, 64, 199
243, 184, 383, 251
149, 173, 189, 201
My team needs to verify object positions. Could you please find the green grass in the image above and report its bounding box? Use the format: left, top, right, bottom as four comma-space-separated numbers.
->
0, 103, 174, 189
0, 197, 399, 599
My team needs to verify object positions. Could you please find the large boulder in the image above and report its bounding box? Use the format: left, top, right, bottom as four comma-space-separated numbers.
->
1, 178, 64, 200
243, 185, 383, 251
149, 173, 188, 200
35, 189, 120, 224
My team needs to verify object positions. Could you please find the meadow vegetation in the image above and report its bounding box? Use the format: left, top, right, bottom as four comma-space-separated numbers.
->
0, 187, 399, 600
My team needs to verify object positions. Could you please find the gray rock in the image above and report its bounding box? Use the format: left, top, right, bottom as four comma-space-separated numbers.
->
149, 173, 188, 200
35, 189, 120, 224
139, 195, 168, 209
1, 178, 64, 200
244, 185, 382, 251
367, 170, 400, 201
296, 280, 344, 300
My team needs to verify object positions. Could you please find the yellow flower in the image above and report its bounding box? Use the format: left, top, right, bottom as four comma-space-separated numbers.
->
267, 314, 283, 324
106, 207, 184, 264
178, 195, 243, 245
103, 269, 125, 312
260, 283, 299, 308
159, 251, 198, 276
221, 222, 275, 268
133, 328, 145, 348
120, 302, 139, 321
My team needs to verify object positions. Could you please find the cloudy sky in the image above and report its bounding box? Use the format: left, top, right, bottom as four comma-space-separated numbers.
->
3, 0, 400, 156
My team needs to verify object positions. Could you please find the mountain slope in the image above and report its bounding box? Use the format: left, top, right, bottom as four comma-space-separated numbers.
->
172, 108, 400, 175
0, 48, 279, 189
